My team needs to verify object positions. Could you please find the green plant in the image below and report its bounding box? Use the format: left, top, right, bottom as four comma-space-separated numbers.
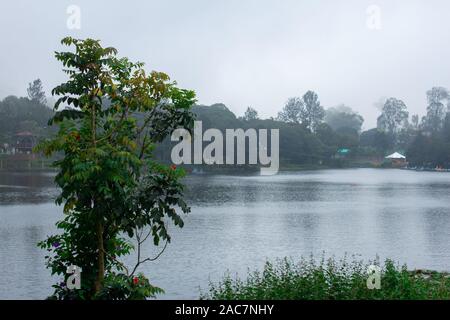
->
201, 256, 450, 300
38, 37, 196, 300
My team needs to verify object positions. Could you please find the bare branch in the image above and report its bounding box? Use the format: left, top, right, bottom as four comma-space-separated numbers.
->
130, 228, 169, 277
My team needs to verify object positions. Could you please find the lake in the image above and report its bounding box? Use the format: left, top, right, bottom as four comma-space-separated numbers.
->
1, 168, 450, 299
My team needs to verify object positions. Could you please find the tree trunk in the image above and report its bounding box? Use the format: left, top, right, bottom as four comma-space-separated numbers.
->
94, 220, 105, 294
91, 100, 105, 294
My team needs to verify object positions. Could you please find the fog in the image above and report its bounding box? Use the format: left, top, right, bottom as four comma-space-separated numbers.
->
1, 0, 450, 128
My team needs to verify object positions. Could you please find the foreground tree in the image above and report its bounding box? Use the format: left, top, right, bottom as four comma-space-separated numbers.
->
37, 37, 196, 300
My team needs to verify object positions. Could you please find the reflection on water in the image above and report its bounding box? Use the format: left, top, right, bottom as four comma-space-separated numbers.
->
0, 169, 450, 299
0, 171, 58, 204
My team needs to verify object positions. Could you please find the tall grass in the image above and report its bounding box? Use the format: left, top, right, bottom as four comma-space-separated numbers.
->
201, 256, 450, 300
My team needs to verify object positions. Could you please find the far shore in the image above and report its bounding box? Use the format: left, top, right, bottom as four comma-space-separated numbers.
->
2, 163, 449, 175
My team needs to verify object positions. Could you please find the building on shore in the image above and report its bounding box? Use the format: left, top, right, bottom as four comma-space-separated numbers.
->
14, 131, 37, 155
385, 152, 407, 167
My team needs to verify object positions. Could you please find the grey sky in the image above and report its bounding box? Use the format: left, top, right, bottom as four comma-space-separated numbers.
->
1, 0, 449, 128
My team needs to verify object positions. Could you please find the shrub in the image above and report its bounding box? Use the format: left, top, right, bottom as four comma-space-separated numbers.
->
201, 256, 450, 300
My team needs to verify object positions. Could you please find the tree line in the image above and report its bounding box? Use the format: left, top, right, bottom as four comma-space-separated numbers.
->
1, 81, 449, 168
0, 79, 55, 151
212, 87, 450, 169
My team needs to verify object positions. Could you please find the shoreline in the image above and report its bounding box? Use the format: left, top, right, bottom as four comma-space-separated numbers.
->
1, 165, 450, 174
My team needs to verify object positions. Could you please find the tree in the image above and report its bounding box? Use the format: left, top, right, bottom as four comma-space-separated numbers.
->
407, 133, 450, 168
443, 113, 450, 141
37, 37, 196, 300
324, 105, 364, 133
315, 122, 337, 146
411, 114, 420, 130
422, 87, 449, 133
0, 95, 54, 141
360, 128, 393, 154
243, 107, 259, 121
27, 79, 47, 105
377, 97, 409, 135
300, 91, 325, 132
277, 97, 303, 124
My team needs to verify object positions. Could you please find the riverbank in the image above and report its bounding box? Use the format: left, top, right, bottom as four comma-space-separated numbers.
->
2, 152, 448, 174
175, 160, 378, 175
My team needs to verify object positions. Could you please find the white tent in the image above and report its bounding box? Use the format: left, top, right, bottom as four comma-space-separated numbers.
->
385, 152, 406, 159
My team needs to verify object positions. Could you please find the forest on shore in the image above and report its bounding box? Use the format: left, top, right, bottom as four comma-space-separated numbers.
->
1, 79, 450, 170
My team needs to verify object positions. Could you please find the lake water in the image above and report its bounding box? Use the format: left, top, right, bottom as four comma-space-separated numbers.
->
1, 168, 450, 299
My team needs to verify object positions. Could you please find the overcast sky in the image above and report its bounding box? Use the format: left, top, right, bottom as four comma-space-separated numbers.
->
1, 0, 450, 128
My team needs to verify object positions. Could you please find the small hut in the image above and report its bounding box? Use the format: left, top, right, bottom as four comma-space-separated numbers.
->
385, 152, 406, 167
15, 131, 37, 154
